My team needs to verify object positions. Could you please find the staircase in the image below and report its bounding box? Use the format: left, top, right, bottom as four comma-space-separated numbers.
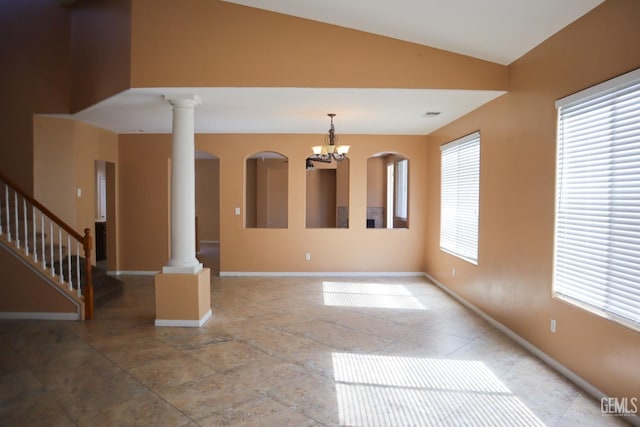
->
0, 172, 121, 320
54, 256, 123, 305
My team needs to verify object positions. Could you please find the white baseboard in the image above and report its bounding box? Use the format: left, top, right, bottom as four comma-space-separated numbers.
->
220, 271, 426, 277
424, 272, 640, 426
0, 311, 80, 321
154, 309, 212, 327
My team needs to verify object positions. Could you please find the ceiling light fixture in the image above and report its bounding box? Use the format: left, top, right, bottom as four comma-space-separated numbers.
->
309, 114, 350, 163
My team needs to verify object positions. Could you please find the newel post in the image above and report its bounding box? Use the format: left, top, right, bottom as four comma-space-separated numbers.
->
83, 228, 94, 320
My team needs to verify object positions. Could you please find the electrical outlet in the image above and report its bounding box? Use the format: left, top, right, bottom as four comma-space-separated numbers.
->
452, 267, 456, 277
305, 253, 311, 261
550, 318, 557, 333
234, 207, 241, 215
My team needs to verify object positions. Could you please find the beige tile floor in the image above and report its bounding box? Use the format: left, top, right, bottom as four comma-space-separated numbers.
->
0, 273, 632, 426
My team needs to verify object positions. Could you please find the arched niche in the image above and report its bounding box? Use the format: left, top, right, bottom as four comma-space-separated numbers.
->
306, 157, 349, 228
246, 151, 288, 228
367, 153, 409, 229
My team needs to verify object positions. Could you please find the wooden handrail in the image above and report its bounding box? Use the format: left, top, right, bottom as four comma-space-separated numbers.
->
0, 171, 93, 320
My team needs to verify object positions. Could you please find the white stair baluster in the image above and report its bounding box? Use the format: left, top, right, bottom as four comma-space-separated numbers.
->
58, 227, 63, 283
32, 206, 37, 262
14, 193, 19, 249
67, 234, 72, 290
23, 199, 28, 255
4, 186, 9, 241
50, 221, 55, 276
41, 213, 46, 269
5, 185, 10, 242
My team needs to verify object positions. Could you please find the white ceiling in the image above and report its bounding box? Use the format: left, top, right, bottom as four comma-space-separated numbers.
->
65, 0, 604, 136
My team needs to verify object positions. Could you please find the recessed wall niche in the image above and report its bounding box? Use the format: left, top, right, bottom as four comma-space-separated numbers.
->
306, 158, 349, 228
246, 151, 288, 228
367, 153, 409, 229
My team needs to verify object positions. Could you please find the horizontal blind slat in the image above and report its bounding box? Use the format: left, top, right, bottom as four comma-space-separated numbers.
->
554, 69, 640, 329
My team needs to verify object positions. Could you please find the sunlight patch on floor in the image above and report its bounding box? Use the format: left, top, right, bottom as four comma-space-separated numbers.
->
322, 281, 426, 310
332, 352, 545, 426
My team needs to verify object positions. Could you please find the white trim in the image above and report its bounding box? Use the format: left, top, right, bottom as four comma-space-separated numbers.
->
220, 271, 425, 277
424, 272, 640, 425
155, 309, 212, 327
439, 130, 480, 151
556, 67, 640, 108
0, 311, 80, 321
109, 270, 160, 276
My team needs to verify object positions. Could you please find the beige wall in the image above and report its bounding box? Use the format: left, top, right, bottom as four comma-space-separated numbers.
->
0, 246, 80, 315
425, 0, 640, 399
199, 134, 428, 273
34, 117, 77, 226
70, 0, 131, 112
195, 159, 220, 241
0, 0, 71, 193
118, 134, 171, 271
130, 0, 507, 91
117, 133, 427, 272
256, 159, 288, 228
34, 117, 118, 266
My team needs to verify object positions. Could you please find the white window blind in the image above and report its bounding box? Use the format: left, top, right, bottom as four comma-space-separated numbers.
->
440, 132, 480, 264
395, 159, 408, 220
554, 68, 640, 329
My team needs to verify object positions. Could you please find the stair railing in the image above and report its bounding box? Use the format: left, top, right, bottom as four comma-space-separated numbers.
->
0, 172, 93, 320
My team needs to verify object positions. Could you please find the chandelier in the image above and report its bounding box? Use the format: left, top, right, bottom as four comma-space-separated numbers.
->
309, 114, 350, 162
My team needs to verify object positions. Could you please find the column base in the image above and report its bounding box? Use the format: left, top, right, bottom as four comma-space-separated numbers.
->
154, 268, 211, 327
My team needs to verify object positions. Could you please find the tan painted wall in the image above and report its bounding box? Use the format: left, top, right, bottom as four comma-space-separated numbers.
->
0, 245, 79, 315
130, 0, 507, 90
0, 0, 71, 193
70, 0, 132, 112
425, 0, 640, 399
74, 121, 119, 265
195, 159, 220, 241
34, 117, 77, 227
367, 157, 386, 209
256, 159, 288, 228
198, 134, 428, 273
118, 134, 171, 271
117, 133, 427, 272
34, 117, 118, 266
306, 169, 337, 228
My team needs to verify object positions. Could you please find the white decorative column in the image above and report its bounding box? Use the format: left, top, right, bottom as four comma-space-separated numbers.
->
154, 94, 211, 327
163, 94, 202, 274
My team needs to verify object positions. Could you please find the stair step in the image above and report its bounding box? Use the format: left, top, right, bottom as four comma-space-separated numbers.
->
55, 256, 123, 306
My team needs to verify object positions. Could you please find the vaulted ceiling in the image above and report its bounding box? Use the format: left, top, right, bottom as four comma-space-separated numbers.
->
68, 0, 604, 135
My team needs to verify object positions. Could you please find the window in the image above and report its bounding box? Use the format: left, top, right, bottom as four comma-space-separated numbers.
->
395, 159, 408, 220
554, 68, 640, 329
366, 153, 409, 229
440, 132, 480, 264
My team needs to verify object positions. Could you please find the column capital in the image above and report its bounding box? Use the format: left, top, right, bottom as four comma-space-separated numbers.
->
163, 94, 202, 108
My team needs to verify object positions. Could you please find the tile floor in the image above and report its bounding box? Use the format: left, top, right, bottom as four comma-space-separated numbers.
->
0, 274, 632, 426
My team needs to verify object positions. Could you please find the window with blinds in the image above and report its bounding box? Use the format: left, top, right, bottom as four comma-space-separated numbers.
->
440, 132, 480, 264
395, 159, 408, 220
554, 68, 640, 330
